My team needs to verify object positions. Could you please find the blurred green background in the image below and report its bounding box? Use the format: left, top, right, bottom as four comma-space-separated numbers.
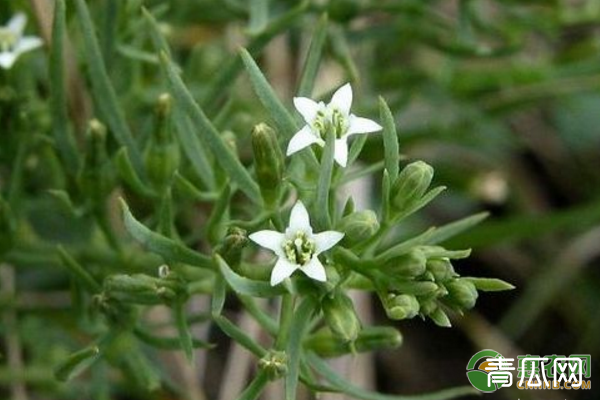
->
1, 1, 599, 399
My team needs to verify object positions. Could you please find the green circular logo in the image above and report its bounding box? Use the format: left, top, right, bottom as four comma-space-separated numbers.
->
466, 349, 504, 393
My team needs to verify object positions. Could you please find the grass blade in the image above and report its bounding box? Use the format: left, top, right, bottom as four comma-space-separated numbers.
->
379, 97, 399, 181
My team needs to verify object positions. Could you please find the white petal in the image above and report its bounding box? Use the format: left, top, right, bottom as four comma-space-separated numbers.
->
7, 13, 27, 37
271, 258, 297, 286
313, 231, 344, 254
13, 36, 43, 54
333, 138, 349, 167
329, 83, 353, 115
249, 230, 285, 256
300, 257, 327, 282
287, 201, 312, 234
0, 52, 17, 69
293, 97, 322, 124
346, 115, 383, 136
286, 126, 322, 156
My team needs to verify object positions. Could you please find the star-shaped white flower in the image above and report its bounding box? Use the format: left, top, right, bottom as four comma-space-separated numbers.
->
287, 83, 383, 167
249, 201, 344, 286
0, 13, 43, 70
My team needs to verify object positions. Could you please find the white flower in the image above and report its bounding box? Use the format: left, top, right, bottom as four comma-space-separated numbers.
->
0, 13, 43, 70
249, 201, 344, 286
287, 83, 383, 167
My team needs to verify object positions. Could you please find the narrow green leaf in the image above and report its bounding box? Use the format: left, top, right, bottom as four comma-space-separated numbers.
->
396, 186, 446, 221
236, 370, 270, 400
211, 274, 226, 316
216, 255, 287, 298
142, 7, 171, 57
213, 315, 268, 357
174, 302, 194, 362
376, 228, 436, 262
120, 346, 161, 392
307, 353, 479, 400
57, 245, 101, 293
346, 134, 369, 167
240, 48, 297, 138
50, 0, 80, 172
315, 130, 335, 230
464, 277, 515, 292
200, 1, 309, 110
55, 345, 100, 382
115, 148, 156, 197
297, 14, 328, 97
134, 327, 213, 350
158, 53, 261, 203
74, 0, 144, 175
173, 172, 218, 202
207, 185, 232, 245
379, 97, 399, 181
426, 212, 489, 245
119, 198, 213, 268
285, 297, 316, 400
248, 0, 269, 33
172, 108, 215, 190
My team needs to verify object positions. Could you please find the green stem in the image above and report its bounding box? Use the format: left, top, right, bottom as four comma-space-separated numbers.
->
275, 294, 295, 350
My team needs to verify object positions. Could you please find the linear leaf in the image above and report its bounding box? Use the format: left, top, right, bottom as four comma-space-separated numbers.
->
74, 0, 144, 174
213, 315, 268, 357
285, 297, 315, 400
158, 53, 261, 203
426, 212, 489, 245
379, 97, 399, 181
307, 353, 479, 400
50, 0, 80, 172
216, 255, 287, 298
119, 198, 213, 268
297, 14, 328, 97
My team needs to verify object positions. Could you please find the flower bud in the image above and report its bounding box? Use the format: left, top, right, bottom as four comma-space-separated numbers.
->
385, 248, 427, 277
144, 94, 180, 190
322, 292, 361, 343
426, 258, 456, 282
446, 279, 478, 310
304, 326, 402, 357
79, 119, 114, 201
251, 123, 283, 206
215, 227, 248, 267
258, 350, 287, 380
103, 274, 186, 305
337, 210, 379, 246
382, 293, 420, 320
391, 161, 433, 212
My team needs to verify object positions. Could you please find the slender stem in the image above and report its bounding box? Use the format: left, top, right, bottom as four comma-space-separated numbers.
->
274, 294, 295, 350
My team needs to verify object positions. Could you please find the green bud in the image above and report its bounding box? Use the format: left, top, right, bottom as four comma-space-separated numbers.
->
385, 248, 427, 277
426, 258, 457, 282
251, 123, 283, 206
0, 197, 15, 256
446, 279, 478, 310
79, 119, 114, 201
419, 299, 438, 316
429, 307, 452, 327
322, 292, 361, 343
382, 293, 420, 320
215, 227, 248, 267
103, 274, 186, 305
338, 210, 379, 246
144, 93, 180, 190
391, 161, 434, 212
258, 350, 288, 380
304, 326, 402, 357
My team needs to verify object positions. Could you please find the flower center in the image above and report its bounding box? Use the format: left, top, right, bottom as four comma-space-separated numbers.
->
282, 231, 315, 266
0, 28, 17, 52
312, 108, 348, 139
